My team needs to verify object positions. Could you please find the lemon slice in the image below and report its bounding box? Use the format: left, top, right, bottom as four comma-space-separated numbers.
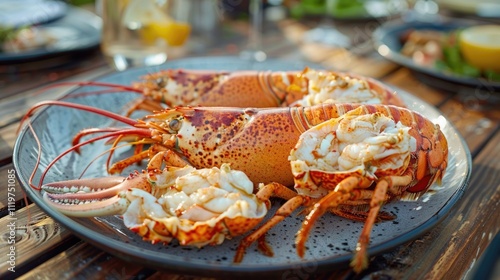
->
142, 21, 191, 46
459, 25, 500, 72
150, 22, 191, 46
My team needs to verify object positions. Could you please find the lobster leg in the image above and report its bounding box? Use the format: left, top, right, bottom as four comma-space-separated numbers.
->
125, 97, 165, 117
146, 150, 189, 182
295, 174, 412, 273
233, 182, 304, 263
108, 143, 189, 174
350, 174, 413, 273
295, 176, 372, 258
299, 190, 393, 220
108, 150, 150, 174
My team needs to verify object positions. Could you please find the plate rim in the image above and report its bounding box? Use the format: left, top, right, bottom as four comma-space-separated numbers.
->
0, 0, 68, 27
12, 56, 472, 276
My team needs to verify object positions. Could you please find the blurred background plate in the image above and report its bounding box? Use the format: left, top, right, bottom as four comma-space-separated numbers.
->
0, 6, 101, 63
373, 19, 500, 91
0, 0, 68, 27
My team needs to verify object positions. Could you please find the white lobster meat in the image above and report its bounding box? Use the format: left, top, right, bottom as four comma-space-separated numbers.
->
43, 164, 269, 247
291, 70, 392, 106
290, 113, 417, 198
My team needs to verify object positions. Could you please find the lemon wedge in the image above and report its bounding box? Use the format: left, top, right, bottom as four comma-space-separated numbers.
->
459, 25, 500, 72
121, 0, 191, 47
146, 21, 191, 46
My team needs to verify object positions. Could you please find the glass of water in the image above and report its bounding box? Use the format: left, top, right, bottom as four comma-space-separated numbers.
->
99, 0, 192, 71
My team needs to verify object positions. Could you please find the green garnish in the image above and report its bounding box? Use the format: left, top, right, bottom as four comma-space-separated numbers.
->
432, 30, 499, 81
0, 27, 19, 44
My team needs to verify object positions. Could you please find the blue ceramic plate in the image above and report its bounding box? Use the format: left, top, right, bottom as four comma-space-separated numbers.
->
373, 19, 500, 91
0, 7, 101, 63
13, 57, 472, 277
0, 0, 67, 27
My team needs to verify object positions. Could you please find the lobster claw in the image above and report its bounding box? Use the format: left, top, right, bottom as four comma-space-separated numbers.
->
41, 174, 151, 218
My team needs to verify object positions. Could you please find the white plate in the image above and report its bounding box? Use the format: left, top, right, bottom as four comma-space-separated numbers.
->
13, 57, 471, 277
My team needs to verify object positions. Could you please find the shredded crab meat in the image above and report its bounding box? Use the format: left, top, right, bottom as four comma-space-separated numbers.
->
122, 164, 267, 247
296, 69, 383, 106
290, 113, 416, 196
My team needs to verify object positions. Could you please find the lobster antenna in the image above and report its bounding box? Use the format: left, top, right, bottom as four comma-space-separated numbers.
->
71, 127, 123, 153
28, 122, 43, 190
37, 128, 151, 188
25, 121, 41, 229
60, 88, 130, 100
70, 127, 144, 169
33, 81, 142, 98
106, 134, 126, 172
18, 100, 138, 134
77, 140, 143, 179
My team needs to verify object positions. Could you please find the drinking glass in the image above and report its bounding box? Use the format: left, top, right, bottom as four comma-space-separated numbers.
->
239, 0, 267, 62
99, 0, 192, 71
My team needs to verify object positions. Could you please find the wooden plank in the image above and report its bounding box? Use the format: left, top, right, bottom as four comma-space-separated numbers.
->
0, 67, 113, 129
439, 99, 500, 156
347, 53, 399, 79
362, 130, 500, 279
0, 50, 107, 99
450, 91, 500, 122
0, 164, 27, 216
323, 51, 398, 79
278, 17, 393, 73
298, 43, 342, 63
0, 124, 16, 163
0, 204, 74, 279
322, 48, 363, 71
19, 242, 148, 280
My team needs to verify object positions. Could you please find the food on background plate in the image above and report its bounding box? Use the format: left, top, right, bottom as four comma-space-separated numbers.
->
399, 25, 500, 82
0, 26, 54, 53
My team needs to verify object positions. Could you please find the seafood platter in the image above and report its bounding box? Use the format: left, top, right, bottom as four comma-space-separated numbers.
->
13, 57, 471, 276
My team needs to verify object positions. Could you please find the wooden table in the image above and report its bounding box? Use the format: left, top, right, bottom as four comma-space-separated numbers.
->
1, 6, 499, 280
